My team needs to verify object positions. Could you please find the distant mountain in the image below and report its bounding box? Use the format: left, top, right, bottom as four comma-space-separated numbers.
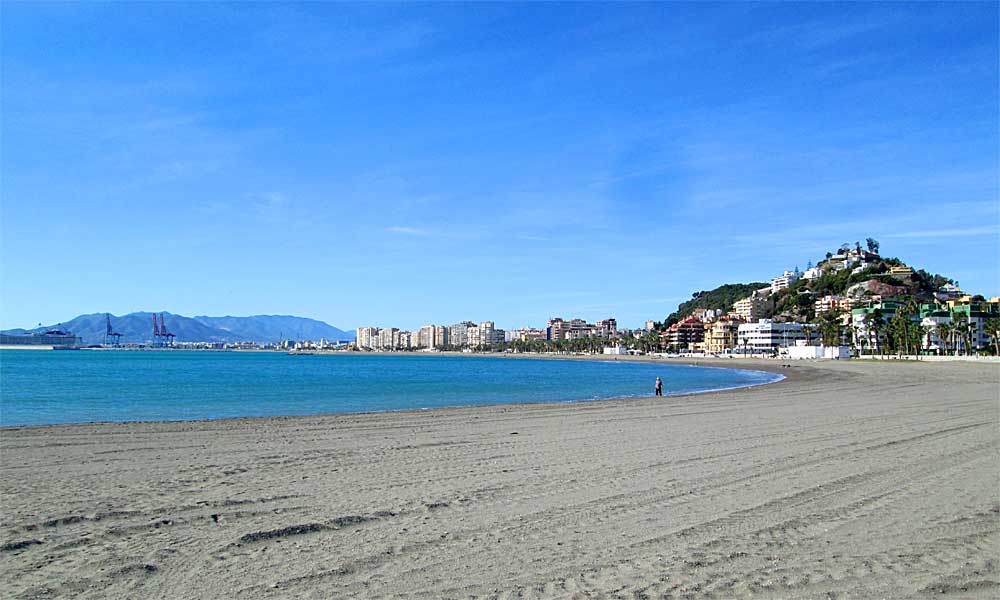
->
2, 312, 354, 345
193, 315, 353, 343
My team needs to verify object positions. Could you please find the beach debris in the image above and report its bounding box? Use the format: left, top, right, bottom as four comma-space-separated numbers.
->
424, 501, 450, 510
330, 515, 372, 528
1, 538, 42, 552
239, 523, 327, 544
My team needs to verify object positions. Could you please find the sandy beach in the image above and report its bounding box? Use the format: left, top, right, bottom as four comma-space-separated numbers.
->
1, 358, 997, 599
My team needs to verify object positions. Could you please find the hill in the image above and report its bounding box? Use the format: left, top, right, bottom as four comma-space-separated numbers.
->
664, 282, 769, 326
2, 312, 354, 345
193, 315, 353, 343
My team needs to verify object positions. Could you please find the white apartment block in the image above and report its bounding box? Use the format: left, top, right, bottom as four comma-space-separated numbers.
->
736, 319, 805, 353
468, 321, 501, 347
356, 327, 380, 349
802, 266, 822, 280
733, 290, 774, 322
771, 270, 801, 293
449, 322, 474, 347
377, 327, 399, 350
397, 331, 413, 349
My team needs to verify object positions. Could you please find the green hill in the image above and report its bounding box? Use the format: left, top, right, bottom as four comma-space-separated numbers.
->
664, 282, 768, 327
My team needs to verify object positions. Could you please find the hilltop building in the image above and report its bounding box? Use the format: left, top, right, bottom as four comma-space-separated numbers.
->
771, 270, 801, 293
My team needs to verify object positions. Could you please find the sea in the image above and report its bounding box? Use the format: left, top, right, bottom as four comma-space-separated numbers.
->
0, 350, 782, 427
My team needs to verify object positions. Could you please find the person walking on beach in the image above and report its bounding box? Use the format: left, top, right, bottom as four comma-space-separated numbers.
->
655, 376, 663, 396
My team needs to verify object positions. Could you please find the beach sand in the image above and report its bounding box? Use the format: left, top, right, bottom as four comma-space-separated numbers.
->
1, 359, 998, 598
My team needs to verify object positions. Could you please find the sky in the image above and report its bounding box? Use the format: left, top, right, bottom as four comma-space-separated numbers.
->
1, 2, 998, 331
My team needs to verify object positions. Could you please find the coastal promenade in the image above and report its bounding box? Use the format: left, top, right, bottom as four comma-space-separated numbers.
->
2, 359, 997, 598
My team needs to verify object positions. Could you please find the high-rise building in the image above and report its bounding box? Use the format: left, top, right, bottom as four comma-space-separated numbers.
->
433, 325, 449, 348
449, 322, 474, 347
378, 327, 399, 350
356, 327, 380, 349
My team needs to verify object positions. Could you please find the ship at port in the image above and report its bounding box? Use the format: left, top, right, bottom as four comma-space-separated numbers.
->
0, 330, 82, 350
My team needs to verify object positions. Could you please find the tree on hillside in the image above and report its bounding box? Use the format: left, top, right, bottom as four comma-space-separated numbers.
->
866, 237, 880, 254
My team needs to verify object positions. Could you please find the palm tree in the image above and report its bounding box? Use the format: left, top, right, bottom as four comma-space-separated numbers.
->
952, 315, 968, 355
918, 324, 933, 358
935, 321, 952, 356
869, 309, 886, 356
984, 318, 1000, 356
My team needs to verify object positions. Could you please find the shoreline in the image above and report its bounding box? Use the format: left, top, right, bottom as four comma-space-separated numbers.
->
0, 353, 792, 431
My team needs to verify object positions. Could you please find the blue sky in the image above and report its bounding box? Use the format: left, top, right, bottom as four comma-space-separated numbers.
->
2, 2, 997, 331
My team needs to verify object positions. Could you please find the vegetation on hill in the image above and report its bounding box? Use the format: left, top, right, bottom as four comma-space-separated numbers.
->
662, 283, 768, 327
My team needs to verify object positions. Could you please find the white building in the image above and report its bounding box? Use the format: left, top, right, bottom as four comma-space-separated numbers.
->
449, 322, 474, 347
802, 266, 822, 280
736, 319, 805, 354
377, 327, 399, 350
771, 270, 801, 293
733, 289, 774, 322
468, 321, 501, 347
356, 327, 380, 349
787, 341, 850, 360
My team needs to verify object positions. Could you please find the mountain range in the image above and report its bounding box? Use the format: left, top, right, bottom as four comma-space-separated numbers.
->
2, 312, 355, 345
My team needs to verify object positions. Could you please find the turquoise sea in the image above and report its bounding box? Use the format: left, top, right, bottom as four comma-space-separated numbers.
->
0, 350, 782, 426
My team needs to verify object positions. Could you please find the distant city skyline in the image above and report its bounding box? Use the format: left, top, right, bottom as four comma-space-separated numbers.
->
2, 3, 997, 331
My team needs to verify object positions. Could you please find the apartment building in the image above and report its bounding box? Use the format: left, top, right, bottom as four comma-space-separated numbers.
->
448, 322, 474, 347
514, 328, 547, 342
546, 317, 617, 340
468, 321, 503, 347
771, 270, 801, 293
377, 327, 400, 350
815, 295, 853, 315
732, 289, 774, 322
660, 316, 705, 349
356, 327, 380, 349
704, 317, 743, 354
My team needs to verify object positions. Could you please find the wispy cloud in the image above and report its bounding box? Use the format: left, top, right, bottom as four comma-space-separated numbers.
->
385, 226, 429, 236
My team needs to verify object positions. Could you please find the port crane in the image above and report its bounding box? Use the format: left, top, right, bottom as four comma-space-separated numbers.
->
104, 314, 122, 347
159, 313, 175, 347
